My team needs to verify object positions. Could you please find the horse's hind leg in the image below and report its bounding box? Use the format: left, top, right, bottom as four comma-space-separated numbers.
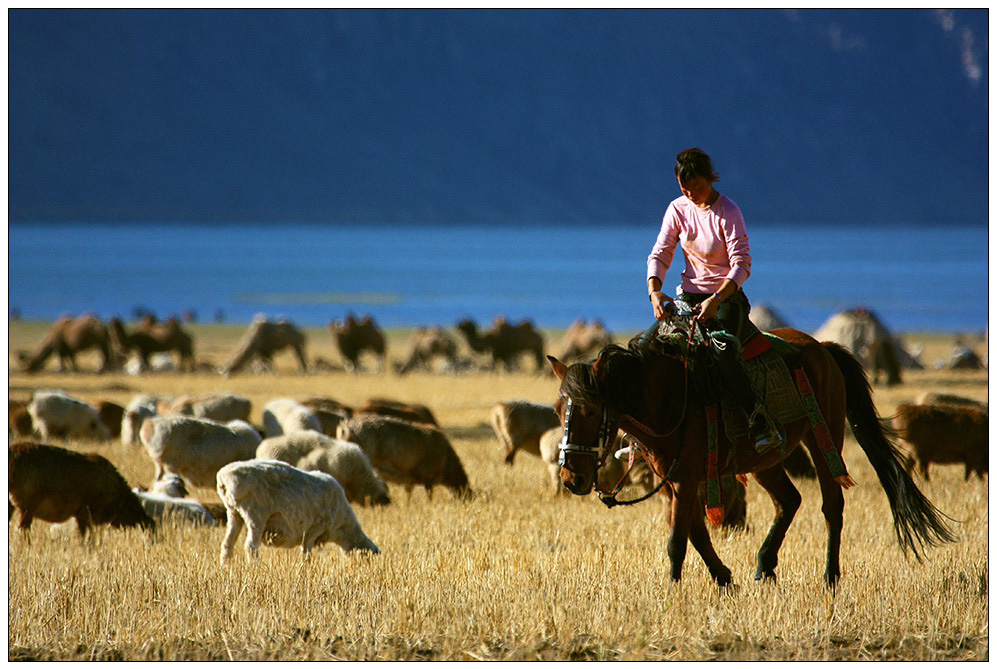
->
752, 464, 802, 582
802, 433, 845, 589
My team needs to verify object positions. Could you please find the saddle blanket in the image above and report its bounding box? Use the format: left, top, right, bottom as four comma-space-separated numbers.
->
720, 335, 807, 441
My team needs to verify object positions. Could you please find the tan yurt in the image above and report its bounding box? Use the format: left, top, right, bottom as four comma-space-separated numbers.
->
812, 308, 919, 385
749, 304, 791, 332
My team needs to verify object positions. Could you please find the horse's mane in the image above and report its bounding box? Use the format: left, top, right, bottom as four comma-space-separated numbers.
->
560, 334, 688, 417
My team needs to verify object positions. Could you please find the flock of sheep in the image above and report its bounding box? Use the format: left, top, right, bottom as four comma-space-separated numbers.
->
8, 389, 560, 563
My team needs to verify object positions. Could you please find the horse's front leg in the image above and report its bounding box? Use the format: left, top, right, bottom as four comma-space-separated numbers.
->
688, 510, 733, 587
667, 483, 731, 586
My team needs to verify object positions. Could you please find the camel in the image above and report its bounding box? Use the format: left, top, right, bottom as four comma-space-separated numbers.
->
329, 314, 386, 373
109, 315, 195, 372
18, 314, 116, 373
220, 316, 308, 376
395, 326, 461, 374
555, 318, 613, 364
456, 317, 546, 372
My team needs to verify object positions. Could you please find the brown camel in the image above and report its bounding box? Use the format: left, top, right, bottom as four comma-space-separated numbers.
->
221, 316, 308, 376
555, 318, 613, 364
109, 316, 195, 372
330, 313, 387, 373
456, 317, 546, 372
18, 314, 116, 373
395, 326, 460, 374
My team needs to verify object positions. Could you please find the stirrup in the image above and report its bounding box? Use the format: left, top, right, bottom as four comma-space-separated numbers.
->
749, 410, 783, 454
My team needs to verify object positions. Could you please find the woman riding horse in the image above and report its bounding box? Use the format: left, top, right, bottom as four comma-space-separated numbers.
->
647, 147, 779, 451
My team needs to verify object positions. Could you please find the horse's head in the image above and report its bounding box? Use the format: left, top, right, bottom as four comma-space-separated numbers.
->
548, 354, 617, 495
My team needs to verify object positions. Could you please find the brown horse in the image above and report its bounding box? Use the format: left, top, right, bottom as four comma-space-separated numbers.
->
547, 326, 954, 589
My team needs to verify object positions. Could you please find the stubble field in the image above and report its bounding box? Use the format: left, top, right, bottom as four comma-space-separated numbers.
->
7, 320, 989, 660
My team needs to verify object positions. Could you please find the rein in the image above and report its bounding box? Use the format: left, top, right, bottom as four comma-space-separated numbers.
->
559, 318, 701, 507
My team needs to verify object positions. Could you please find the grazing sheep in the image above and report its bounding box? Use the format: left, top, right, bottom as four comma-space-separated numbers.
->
262, 398, 322, 438
337, 414, 471, 498
9, 441, 154, 538
893, 402, 988, 480
299, 397, 354, 436
257, 434, 320, 466
355, 397, 439, 427
296, 438, 391, 507
140, 416, 262, 489
121, 393, 168, 446
915, 391, 987, 409
96, 401, 125, 440
132, 489, 219, 526
159, 392, 252, 423
9, 399, 34, 438
28, 391, 110, 442
490, 400, 560, 465
216, 459, 380, 562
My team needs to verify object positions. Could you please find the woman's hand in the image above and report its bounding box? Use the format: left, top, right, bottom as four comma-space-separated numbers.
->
695, 294, 721, 322
650, 291, 673, 319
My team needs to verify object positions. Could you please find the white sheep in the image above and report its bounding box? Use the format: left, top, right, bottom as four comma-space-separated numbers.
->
297, 439, 391, 507
121, 393, 168, 446
140, 415, 262, 489
27, 390, 110, 442
256, 433, 319, 466
216, 459, 380, 562
257, 432, 391, 506
159, 392, 252, 423
262, 398, 322, 438
132, 489, 220, 526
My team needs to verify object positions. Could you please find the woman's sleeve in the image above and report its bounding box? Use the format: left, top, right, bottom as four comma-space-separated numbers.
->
647, 205, 680, 282
723, 206, 752, 287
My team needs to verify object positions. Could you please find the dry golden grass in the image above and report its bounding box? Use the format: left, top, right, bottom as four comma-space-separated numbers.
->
7, 320, 989, 660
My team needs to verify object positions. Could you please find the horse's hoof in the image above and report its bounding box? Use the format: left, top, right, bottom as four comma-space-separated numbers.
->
754, 570, 777, 583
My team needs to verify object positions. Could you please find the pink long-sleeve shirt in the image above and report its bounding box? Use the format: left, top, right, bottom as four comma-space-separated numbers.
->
646, 193, 752, 295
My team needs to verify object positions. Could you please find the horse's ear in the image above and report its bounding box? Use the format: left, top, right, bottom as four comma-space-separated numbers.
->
547, 355, 567, 380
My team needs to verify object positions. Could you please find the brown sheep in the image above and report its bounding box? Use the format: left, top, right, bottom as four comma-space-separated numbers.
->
108, 315, 195, 372
8, 441, 155, 538
395, 326, 461, 374
456, 317, 546, 373
893, 402, 988, 481
329, 313, 387, 373
915, 392, 987, 409
221, 315, 308, 375
336, 414, 470, 499
489, 400, 560, 465
298, 397, 354, 437
355, 397, 439, 427
9, 399, 34, 438
18, 314, 116, 373
96, 401, 125, 440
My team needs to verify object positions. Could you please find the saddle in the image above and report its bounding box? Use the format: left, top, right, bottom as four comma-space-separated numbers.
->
644, 303, 807, 448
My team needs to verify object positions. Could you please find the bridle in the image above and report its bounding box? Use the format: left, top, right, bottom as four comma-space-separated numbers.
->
557, 320, 699, 505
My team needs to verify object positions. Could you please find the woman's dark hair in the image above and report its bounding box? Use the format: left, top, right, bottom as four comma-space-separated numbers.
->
674, 147, 720, 184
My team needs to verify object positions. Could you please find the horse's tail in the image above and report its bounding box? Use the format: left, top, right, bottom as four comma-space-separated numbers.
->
823, 341, 956, 559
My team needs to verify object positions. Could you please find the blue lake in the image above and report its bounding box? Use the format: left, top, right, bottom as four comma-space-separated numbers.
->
7, 222, 990, 334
